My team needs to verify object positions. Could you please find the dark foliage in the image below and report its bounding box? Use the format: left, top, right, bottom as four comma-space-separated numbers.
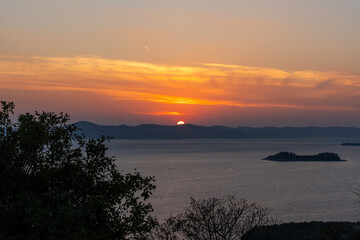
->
243, 221, 360, 240
150, 195, 273, 240
0, 101, 156, 240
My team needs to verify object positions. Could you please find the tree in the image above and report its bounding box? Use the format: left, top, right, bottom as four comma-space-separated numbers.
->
0, 101, 156, 240
150, 195, 273, 240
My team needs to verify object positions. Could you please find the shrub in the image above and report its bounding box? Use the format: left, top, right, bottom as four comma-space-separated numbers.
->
0, 101, 156, 240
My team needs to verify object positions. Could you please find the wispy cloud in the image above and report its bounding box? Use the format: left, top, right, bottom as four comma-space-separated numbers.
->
134, 111, 189, 116
1, 55, 360, 113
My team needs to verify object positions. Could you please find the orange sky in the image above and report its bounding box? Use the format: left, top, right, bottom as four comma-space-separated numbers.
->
1, 0, 360, 126
1, 55, 360, 126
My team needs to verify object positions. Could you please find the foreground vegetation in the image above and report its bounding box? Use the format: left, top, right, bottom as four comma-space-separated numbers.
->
150, 195, 273, 240
243, 221, 360, 240
0, 102, 155, 239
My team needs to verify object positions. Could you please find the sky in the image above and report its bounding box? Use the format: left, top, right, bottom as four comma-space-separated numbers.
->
1, 0, 360, 126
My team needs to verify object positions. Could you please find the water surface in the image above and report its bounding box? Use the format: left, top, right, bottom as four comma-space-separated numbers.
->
107, 138, 360, 222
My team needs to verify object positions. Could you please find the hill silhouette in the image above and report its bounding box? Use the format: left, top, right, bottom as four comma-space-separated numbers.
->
75, 121, 360, 139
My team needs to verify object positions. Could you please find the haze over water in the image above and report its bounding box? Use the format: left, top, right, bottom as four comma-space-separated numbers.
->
108, 138, 360, 222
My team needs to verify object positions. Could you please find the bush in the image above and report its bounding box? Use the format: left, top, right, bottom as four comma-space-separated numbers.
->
150, 195, 273, 240
0, 101, 156, 239
242, 221, 360, 240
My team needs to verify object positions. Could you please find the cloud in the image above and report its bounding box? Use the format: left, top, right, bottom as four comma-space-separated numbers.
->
1, 55, 360, 113
134, 111, 189, 116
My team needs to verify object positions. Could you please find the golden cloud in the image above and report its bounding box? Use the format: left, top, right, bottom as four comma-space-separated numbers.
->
134, 111, 188, 116
1, 55, 360, 112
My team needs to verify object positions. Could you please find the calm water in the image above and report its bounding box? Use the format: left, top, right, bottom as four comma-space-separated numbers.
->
107, 138, 360, 222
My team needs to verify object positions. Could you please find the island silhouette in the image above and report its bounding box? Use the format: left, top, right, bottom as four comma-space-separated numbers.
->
341, 143, 360, 146
263, 152, 346, 162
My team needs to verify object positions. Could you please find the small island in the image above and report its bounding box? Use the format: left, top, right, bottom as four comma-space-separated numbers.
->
263, 152, 346, 162
341, 142, 360, 146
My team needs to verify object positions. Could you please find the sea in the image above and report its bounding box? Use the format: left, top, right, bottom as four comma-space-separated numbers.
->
106, 138, 360, 223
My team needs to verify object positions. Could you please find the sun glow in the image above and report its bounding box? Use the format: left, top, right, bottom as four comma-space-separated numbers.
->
1, 55, 360, 119
177, 121, 185, 125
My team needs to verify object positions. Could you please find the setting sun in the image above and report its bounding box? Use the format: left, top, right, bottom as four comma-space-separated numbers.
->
177, 121, 185, 125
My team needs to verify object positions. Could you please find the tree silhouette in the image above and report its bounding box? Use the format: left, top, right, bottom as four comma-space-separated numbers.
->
0, 101, 156, 240
150, 195, 273, 240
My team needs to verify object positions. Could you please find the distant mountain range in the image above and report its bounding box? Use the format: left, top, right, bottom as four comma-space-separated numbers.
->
74, 121, 360, 139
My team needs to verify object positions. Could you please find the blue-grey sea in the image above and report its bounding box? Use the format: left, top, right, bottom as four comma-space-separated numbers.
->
107, 138, 360, 222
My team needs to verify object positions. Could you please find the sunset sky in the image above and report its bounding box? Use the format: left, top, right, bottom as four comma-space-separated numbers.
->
1, 0, 360, 126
